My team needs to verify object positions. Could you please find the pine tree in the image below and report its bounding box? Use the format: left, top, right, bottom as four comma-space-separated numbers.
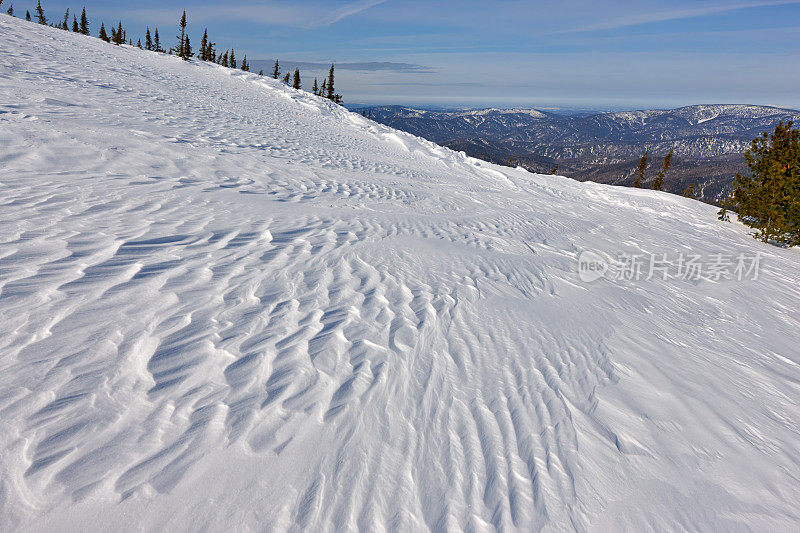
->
652, 149, 673, 191
321, 78, 327, 96
145, 27, 152, 51
154, 28, 162, 52
173, 10, 188, 59
183, 34, 192, 58
241, 55, 249, 71
292, 68, 301, 89
719, 121, 800, 245
326, 64, 335, 100
61, 8, 69, 30
113, 21, 125, 45
199, 28, 208, 61
25, 9, 30, 21
312, 78, 319, 95
682, 183, 696, 199
220, 50, 228, 67
7, 3, 13, 17
99, 22, 109, 42
71, 14, 78, 32
230, 49, 236, 69
272, 60, 280, 79
633, 150, 648, 188
282, 72, 290, 84
137, 38, 141, 49
35, 0, 45, 24
80, 7, 88, 35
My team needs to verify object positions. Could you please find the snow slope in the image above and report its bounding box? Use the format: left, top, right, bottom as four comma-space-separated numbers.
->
2, 16, 800, 532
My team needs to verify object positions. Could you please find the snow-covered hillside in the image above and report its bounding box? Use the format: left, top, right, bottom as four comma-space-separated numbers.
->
2, 16, 800, 532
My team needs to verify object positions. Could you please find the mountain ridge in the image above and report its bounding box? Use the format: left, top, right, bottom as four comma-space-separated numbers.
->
352, 103, 800, 201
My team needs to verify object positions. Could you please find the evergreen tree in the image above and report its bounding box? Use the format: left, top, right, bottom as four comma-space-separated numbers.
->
312, 78, 319, 95
230, 49, 236, 69
199, 28, 208, 61
258, 69, 263, 76
321, 78, 327, 96
7, 4, 13, 17
719, 121, 800, 245
633, 150, 648, 188
71, 14, 78, 32
282, 72, 290, 84
272, 60, 280, 79
113, 21, 125, 45
241, 55, 249, 71
292, 68, 301, 89
652, 149, 673, 191
137, 38, 141, 49
61, 8, 69, 30
183, 34, 192, 58
34, 0, 45, 24
682, 183, 696, 199
99, 22, 109, 42
173, 10, 188, 59
145, 27, 152, 50
154, 28, 162, 52
26, 9, 30, 21
326, 64, 335, 100
80, 7, 88, 35
221, 50, 228, 67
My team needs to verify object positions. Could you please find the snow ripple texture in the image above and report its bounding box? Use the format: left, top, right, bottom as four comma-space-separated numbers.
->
1, 16, 800, 532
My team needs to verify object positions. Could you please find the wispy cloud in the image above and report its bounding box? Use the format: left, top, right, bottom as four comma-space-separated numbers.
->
309, 0, 389, 28
558, 0, 800, 33
123, 1, 388, 28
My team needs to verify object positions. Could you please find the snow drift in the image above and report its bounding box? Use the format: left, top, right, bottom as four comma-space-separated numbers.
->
1, 15, 799, 531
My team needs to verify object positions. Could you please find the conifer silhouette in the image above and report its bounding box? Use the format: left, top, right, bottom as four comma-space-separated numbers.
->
272, 60, 280, 79
199, 29, 208, 60
326, 64, 335, 100
99, 22, 109, 42
633, 150, 648, 188
293, 68, 301, 89
652, 150, 673, 191
79, 7, 88, 35
35, 0, 45, 24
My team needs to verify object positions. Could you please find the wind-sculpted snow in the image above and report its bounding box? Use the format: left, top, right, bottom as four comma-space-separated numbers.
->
2, 16, 800, 532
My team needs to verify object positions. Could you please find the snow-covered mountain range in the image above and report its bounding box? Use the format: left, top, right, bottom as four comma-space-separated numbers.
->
2, 15, 800, 532
353, 104, 800, 201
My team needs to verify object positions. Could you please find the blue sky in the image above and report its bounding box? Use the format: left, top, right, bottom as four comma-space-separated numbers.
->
22, 0, 800, 109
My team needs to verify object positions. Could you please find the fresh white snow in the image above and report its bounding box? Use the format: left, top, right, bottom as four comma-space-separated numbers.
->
2, 15, 800, 532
